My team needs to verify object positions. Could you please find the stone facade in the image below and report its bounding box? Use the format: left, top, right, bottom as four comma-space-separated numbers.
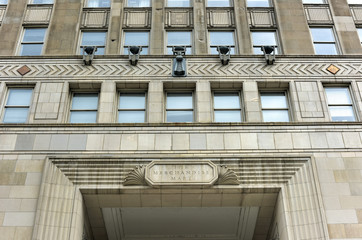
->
0, 0, 362, 240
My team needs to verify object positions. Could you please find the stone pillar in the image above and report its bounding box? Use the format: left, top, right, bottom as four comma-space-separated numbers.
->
244, 81, 262, 122
329, 0, 362, 54
196, 81, 211, 122
274, 0, 315, 55
148, 81, 164, 123
107, 0, 123, 55
234, 0, 253, 54
0, 0, 27, 55
150, 0, 164, 54
98, 81, 116, 123
194, 0, 208, 54
44, 0, 82, 55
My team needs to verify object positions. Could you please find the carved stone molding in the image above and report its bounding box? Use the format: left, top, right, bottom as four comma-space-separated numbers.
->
123, 8, 151, 28
81, 8, 110, 28
207, 8, 235, 28
124, 165, 147, 186
24, 5, 53, 25
165, 8, 193, 28
217, 165, 239, 185
304, 5, 333, 25
247, 8, 275, 28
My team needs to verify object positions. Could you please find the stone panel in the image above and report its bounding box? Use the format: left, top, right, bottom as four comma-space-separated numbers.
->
304, 5, 333, 24
247, 8, 275, 28
165, 8, 193, 28
123, 8, 151, 28
0, 6, 6, 24
34, 82, 63, 120
207, 8, 234, 28
23, 5, 53, 24
350, 6, 362, 24
81, 8, 110, 28
295, 81, 324, 118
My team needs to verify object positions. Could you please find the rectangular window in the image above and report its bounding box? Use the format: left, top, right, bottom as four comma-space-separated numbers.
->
118, 93, 146, 123
310, 28, 338, 55
167, 31, 192, 54
31, 0, 53, 3
167, 0, 190, 7
166, 92, 193, 122
247, 0, 270, 7
86, 0, 110, 7
0, 0, 8, 4
207, 0, 231, 7
20, 28, 47, 56
209, 31, 235, 54
251, 31, 278, 54
260, 92, 290, 122
213, 92, 242, 122
127, 0, 150, 7
123, 32, 149, 55
80, 31, 107, 55
302, 0, 325, 3
348, 0, 361, 4
325, 87, 356, 121
69, 93, 98, 123
358, 28, 362, 45
3, 88, 33, 123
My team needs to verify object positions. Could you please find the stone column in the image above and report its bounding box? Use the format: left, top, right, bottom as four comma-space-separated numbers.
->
148, 81, 164, 123
196, 81, 211, 122
329, 0, 362, 54
98, 81, 116, 123
194, 0, 208, 54
0, 0, 27, 55
107, 0, 124, 55
234, 0, 253, 54
150, 0, 164, 54
274, 0, 314, 55
44, 0, 82, 55
244, 81, 262, 122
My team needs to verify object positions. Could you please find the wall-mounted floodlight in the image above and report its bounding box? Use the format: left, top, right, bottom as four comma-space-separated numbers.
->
172, 46, 187, 77
129, 46, 142, 66
82, 46, 97, 66
217, 46, 231, 65
261, 46, 276, 65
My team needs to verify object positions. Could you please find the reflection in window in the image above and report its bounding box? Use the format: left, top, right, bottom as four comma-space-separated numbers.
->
166, 92, 193, 122
247, 0, 270, 7
70, 93, 98, 123
80, 32, 107, 55
127, 0, 150, 7
310, 28, 338, 55
207, 0, 231, 7
118, 93, 146, 123
260, 92, 290, 122
0, 0, 7, 4
251, 31, 278, 54
348, 0, 362, 4
3, 89, 33, 123
325, 87, 356, 121
31, 0, 53, 3
167, 32, 192, 54
20, 28, 47, 56
123, 32, 149, 55
87, 0, 110, 7
209, 31, 235, 54
213, 92, 242, 122
302, 0, 325, 3
167, 0, 190, 7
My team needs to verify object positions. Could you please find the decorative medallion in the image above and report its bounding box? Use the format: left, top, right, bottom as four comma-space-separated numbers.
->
327, 64, 340, 75
17, 65, 31, 76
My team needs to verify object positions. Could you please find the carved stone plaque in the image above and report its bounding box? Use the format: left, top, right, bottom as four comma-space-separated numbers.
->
145, 161, 218, 187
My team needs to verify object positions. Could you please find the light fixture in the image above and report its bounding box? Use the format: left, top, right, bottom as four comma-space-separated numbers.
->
261, 45, 276, 65
217, 46, 231, 65
129, 46, 142, 66
172, 46, 187, 77
82, 46, 97, 66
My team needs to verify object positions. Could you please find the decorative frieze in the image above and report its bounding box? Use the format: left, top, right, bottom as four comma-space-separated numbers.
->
23, 5, 53, 25
165, 8, 193, 28
304, 5, 333, 24
123, 8, 151, 28
81, 8, 110, 28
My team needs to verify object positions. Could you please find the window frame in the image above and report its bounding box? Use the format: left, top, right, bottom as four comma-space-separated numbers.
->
2, 87, 34, 124
209, 31, 236, 54
260, 91, 291, 122
69, 92, 99, 123
309, 27, 339, 55
251, 30, 280, 54
118, 91, 147, 123
247, 0, 272, 8
122, 31, 150, 55
166, 31, 193, 55
212, 91, 243, 122
324, 86, 357, 122
19, 28, 47, 56
165, 91, 194, 123
84, 0, 111, 7
79, 31, 107, 55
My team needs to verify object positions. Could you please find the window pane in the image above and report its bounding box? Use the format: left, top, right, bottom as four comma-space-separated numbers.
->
20, 44, 43, 56
0, 0, 8, 4
167, 93, 193, 109
167, 32, 191, 46
23, 28, 46, 42
210, 32, 234, 46
310, 28, 335, 42
262, 110, 289, 122
348, 0, 362, 4
124, 32, 149, 46
167, 111, 193, 122
252, 32, 276, 46
303, 0, 325, 3
325, 88, 352, 105
81, 32, 106, 46
127, 0, 150, 7
261, 93, 288, 108
314, 44, 337, 55
119, 93, 145, 109
3, 108, 29, 123
358, 29, 362, 43
329, 106, 355, 121
87, 0, 110, 7
32, 0, 53, 4
214, 92, 240, 109
118, 111, 145, 123
247, 0, 270, 7
72, 93, 98, 110
70, 111, 97, 123
7, 89, 33, 106
168, 0, 190, 7
215, 111, 241, 122
207, 0, 230, 7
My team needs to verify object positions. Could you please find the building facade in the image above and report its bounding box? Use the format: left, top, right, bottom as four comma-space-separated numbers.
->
0, 0, 362, 239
